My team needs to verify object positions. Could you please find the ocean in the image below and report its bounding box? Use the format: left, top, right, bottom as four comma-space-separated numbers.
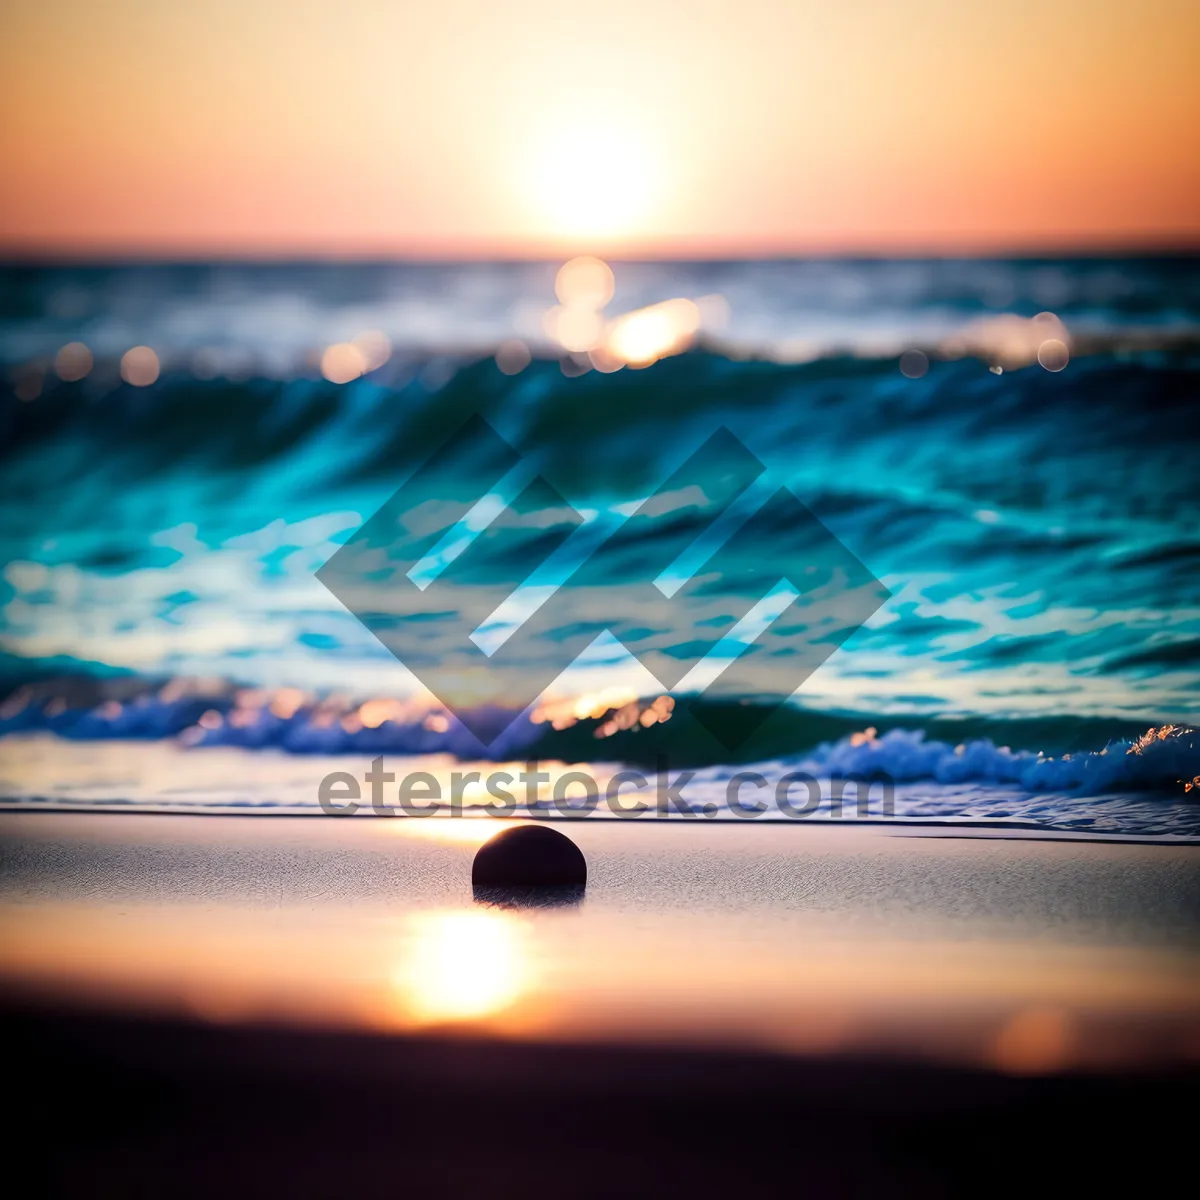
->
1, 257, 1197, 836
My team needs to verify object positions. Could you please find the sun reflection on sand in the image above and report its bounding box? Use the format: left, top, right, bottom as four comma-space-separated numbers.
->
991, 1005, 1074, 1074
393, 910, 531, 1024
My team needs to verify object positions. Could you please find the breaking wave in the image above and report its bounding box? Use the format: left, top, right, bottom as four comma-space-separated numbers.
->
1, 674, 1196, 798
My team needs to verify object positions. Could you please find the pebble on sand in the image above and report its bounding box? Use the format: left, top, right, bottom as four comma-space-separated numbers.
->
472, 824, 587, 888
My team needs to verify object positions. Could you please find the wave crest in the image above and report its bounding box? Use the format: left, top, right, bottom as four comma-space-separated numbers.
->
796, 725, 1199, 796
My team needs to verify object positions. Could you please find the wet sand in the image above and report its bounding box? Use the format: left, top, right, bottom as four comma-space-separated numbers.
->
2, 812, 1197, 1074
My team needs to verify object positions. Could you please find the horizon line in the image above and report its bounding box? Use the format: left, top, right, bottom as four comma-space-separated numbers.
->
3, 235, 1199, 266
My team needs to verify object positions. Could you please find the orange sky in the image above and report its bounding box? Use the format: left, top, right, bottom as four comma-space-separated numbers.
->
1, 0, 1198, 257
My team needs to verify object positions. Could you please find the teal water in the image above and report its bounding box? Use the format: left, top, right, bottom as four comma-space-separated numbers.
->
1, 258, 1197, 834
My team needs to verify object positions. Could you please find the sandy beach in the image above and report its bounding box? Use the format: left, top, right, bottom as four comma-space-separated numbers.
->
3, 812, 1196, 1075
6, 812, 1197, 1195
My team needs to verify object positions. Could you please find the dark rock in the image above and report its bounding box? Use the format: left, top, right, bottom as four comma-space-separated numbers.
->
471, 824, 587, 889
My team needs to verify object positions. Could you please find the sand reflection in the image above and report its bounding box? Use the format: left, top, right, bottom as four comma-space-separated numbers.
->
393, 910, 531, 1024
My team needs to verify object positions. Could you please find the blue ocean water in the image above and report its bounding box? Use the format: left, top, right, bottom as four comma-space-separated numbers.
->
1, 258, 1197, 834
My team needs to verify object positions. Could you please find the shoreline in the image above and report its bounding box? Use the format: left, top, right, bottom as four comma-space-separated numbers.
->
3, 805, 1199, 845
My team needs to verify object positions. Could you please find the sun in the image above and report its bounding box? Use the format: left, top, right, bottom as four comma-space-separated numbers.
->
524, 119, 659, 242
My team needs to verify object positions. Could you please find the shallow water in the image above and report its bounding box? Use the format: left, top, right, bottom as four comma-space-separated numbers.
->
1, 736, 1197, 839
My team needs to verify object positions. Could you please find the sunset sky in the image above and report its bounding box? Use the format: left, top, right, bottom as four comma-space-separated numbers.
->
2, 0, 1198, 257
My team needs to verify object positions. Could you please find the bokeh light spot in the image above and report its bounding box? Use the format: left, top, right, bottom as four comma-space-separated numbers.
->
495, 339, 532, 375
1037, 338, 1069, 372
351, 330, 392, 372
605, 298, 701, 368
560, 354, 591, 377
120, 346, 160, 387
554, 256, 615, 309
320, 342, 367, 384
13, 364, 44, 402
54, 342, 93, 382
544, 305, 605, 353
